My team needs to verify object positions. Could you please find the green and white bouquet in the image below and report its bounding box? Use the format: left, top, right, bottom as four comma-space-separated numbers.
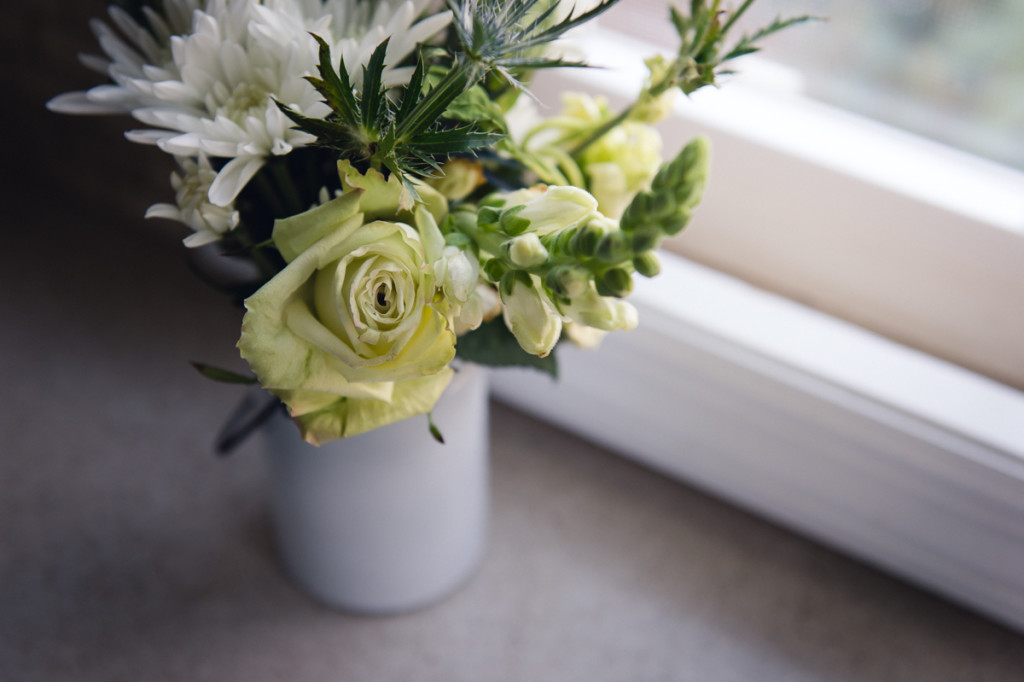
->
50, 0, 806, 446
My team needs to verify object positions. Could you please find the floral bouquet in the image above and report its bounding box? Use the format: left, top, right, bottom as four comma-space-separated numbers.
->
49, 0, 806, 447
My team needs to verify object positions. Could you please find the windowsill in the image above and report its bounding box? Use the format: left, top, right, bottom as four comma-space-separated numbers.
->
492, 250, 1024, 632
482, 25, 1024, 632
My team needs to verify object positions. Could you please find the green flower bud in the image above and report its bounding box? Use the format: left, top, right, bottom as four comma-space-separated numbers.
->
595, 230, 632, 263
500, 204, 531, 236
633, 252, 661, 277
482, 258, 508, 282
631, 230, 660, 253
445, 230, 475, 249
546, 266, 590, 300
479, 196, 507, 209
569, 217, 611, 257
477, 205, 502, 231
543, 226, 578, 256
448, 207, 478, 234
662, 214, 690, 236
620, 137, 710, 240
596, 267, 633, 298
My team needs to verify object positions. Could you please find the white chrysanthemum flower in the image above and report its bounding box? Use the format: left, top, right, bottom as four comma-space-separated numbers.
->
146, 154, 241, 247
46, 2, 199, 115
49, 0, 452, 206
122, 0, 332, 206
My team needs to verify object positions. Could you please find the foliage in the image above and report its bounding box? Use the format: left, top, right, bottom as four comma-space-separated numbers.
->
49, 0, 811, 446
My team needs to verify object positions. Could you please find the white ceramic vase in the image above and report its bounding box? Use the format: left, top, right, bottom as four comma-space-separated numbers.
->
263, 364, 489, 614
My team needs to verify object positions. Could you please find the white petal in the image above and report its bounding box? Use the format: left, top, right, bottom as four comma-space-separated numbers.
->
145, 203, 183, 220
152, 80, 196, 101
383, 66, 414, 89
208, 155, 265, 206
132, 107, 188, 129
159, 132, 206, 155
46, 92, 124, 115
125, 129, 174, 145
142, 7, 172, 44
400, 10, 453, 52
78, 53, 110, 76
183, 231, 223, 248
85, 84, 138, 105
107, 6, 161, 63
197, 137, 242, 157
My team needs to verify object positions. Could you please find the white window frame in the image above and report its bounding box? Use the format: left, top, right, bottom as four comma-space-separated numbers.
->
491, 26, 1024, 632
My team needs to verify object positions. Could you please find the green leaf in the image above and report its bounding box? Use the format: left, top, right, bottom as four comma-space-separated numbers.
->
362, 38, 390, 129
395, 65, 472, 141
274, 102, 370, 159
519, 1, 562, 36
498, 57, 590, 70
724, 15, 818, 61
395, 49, 429, 125
428, 412, 445, 444
444, 83, 508, 133
190, 361, 258, 385
456, 318, 558, 378
445, 0, 621, 80
514, 0, 621, 51
410, 126, 503, 154
309, 33, 359, 127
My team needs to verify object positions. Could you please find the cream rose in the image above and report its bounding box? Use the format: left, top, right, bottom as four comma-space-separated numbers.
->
238, 163, 456, 444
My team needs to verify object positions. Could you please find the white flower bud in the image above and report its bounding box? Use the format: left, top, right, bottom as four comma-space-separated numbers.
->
500, 273, 562, 357
512, 186, 599, 236
505, 233, 549, 268
564, 321, 607, 349
454, 283, 502, 336
429, 158, 486, 201
434, 245, 478, 305
560, 284, 639, 332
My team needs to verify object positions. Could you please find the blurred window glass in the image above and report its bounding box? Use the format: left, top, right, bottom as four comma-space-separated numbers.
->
614, 0, 1024, 171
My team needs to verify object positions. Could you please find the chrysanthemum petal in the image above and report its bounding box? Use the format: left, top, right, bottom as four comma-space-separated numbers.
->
78, 53, 110, 76
46, 92, 124, 115
125, 129, 174, 145
145, 203, 182, 220
208, 155, 265, 206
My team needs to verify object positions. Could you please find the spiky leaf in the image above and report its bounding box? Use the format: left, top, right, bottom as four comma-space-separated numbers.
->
410, 126, 503, 154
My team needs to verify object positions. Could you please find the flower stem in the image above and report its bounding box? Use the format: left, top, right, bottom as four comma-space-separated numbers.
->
568, 107, 633, 158
267, 160, 306, 217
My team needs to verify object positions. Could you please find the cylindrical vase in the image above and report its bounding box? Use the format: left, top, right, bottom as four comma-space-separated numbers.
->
263, 364, 489, 614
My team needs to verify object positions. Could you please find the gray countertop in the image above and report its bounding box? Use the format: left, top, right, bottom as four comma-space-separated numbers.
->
3, 3, 1022, 680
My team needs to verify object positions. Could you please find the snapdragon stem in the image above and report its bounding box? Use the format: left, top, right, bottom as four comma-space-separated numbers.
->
568, 107, 633, 158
